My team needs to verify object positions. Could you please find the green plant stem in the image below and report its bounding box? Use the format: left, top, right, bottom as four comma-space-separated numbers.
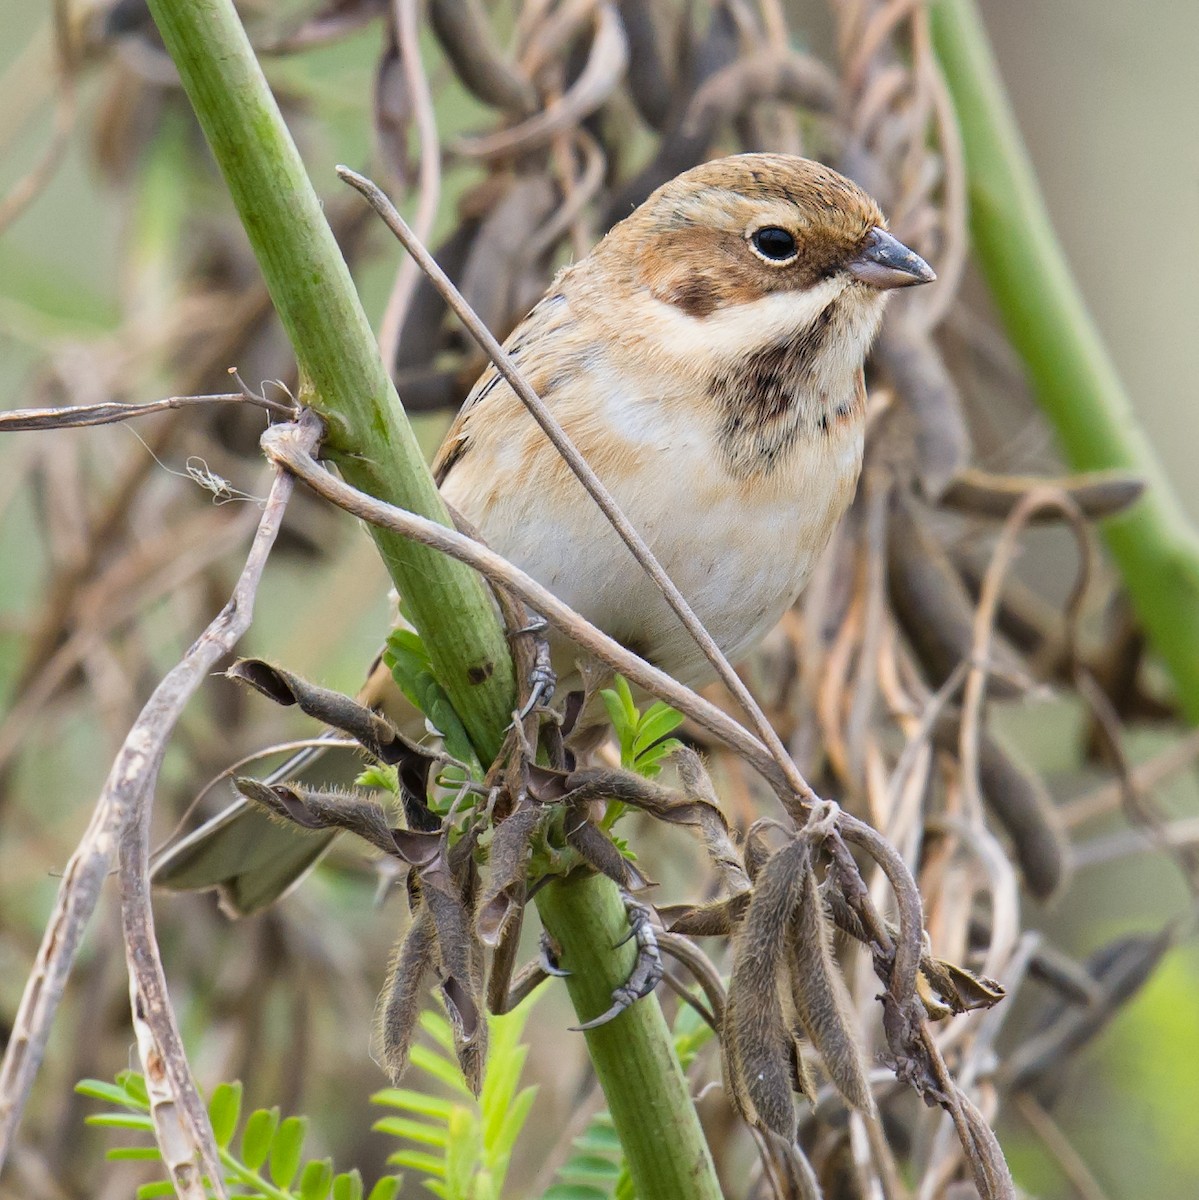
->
537, 873, 722, 1200
144, 0, 515, 758
142, 1, 719, 1193
930, 0, 1199, 722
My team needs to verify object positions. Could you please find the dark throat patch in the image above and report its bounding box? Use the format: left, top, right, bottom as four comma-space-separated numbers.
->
709, 304, 837, 476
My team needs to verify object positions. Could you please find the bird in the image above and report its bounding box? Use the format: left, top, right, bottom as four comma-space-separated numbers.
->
153, 153, 934, 914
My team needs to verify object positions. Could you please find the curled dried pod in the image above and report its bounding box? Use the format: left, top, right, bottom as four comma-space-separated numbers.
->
940, 467, 1144, 524
887, 493, 1026, 698
452, 5, 628, 162
616, 0, 675, 130
429, 0, 537, 116
681, 50, 839, 140
875, 300, 971, 499
933, 713, 1069, 899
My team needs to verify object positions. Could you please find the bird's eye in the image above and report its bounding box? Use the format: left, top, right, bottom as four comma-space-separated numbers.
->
750, 226, 798, 262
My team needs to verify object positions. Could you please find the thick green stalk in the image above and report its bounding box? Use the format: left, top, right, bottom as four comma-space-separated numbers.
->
538, 873, 722, 1200
145, 0, 515, 758
142, 2, 719, 1193
931, 0, 1199, 721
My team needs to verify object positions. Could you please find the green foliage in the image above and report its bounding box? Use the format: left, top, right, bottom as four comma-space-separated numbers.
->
599, 676, 684, 779
355, 763, 401, 794
372, 996, 539, 1199
76, 1070, 401, 1200
384, 628, 480, 773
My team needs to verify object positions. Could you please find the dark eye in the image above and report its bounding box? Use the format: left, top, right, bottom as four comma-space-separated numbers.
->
750, 226, 797, 262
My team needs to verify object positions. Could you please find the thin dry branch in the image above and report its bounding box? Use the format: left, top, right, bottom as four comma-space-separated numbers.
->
0, 418, 318, 1185
0, 391, 294, 431
377, 0, 443, 367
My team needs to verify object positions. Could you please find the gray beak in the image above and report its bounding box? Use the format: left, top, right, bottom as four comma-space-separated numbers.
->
848, 227, 936, 289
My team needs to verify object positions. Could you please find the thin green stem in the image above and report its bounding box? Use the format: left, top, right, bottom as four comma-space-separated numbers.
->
219, 1149, 295, 1200
537, 874, 723, 1200
930, 0, 1199, 722
144, 0, 515, 762
140, 1, 719, 1193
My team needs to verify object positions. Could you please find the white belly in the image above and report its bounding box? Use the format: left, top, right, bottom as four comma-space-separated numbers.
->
443, 398, 863, 688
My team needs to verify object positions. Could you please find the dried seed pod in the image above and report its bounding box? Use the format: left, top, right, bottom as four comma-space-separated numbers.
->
563, 802, 647, 891
456, 175, 559, 344
476, 802, 544, 945
933, 713, 1069, 900
233, 778, 411, 858
600, 3, 738, 224
682, 50, 839, 140
661, 894, 749, 937
1005, 925, 1177, 1096
875, 316, 971, 498
225, 658, 434, 769
452, 5, 628, 162
724, 838, 810, 1138
786, 865, 875, 1113
429, 0, 537, 116
395, 219, 481, 374
373, 34, 412, 184
377, 906, 437, 1082
941, 467, 1144, 524
616, 0, 675, 130
562, 757, 749, 894
887, 494, 1025, 698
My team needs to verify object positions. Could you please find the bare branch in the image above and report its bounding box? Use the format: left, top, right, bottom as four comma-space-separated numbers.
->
0, 417, 318, 1183
0, 390, 295, 432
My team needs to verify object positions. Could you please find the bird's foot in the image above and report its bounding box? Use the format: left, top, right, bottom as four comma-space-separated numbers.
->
571, 896, 663, 1031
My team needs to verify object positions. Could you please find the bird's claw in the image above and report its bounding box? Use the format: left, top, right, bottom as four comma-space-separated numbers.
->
539, 931, 570, 978
570, 897, 663, 1031
513, 614, 556, 720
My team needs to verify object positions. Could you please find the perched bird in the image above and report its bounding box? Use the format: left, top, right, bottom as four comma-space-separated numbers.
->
153, 153, 933, 913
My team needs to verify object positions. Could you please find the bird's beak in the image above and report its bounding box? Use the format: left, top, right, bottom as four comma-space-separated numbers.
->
848, 227, 936, 289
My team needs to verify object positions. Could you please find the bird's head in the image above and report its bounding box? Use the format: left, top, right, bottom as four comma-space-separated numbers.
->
591, 153, 933, 382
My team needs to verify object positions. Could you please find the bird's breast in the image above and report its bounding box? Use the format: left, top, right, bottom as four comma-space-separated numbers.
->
440, 362, 864, 688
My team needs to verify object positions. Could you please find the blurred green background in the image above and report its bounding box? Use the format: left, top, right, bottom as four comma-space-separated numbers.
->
1, 2, 1197, 1197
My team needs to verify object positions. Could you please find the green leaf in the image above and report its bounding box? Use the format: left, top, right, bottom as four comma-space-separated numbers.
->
241, 1107, 280, 1171
373, 1115, 450, 1148
366, 1179, 403, 1200
332, 1169, 364, 1200
208, 1080, 243, 1148
106, 1147, 163, 1162
558, 1155, 622, 1183
387, 1149, 447, 1178
490, 1085, 537, 1162
116, 1070, 151, 1106
571, 1127, 621, 1155
76, 1080, 143, 1108
441, 1106, 479, 1200
632, 702, 684, 757
418, 1009, 457, 1056
541, 1186, 611, 1200
408, 1045, 475, 1100
372, 1088, 455, 1120
298, 1157, 335, 1200
356, 763, 400, 794
85, 1113, 155, 1132
383, 632, 477, 770
135, 1183, 177, 1199
269, 1115, 309, 1189
632, 738, 682, 777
